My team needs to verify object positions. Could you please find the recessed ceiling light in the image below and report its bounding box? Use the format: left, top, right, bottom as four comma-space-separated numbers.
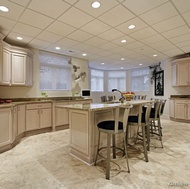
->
121, 39, 127, 43
101, 62, 105, 65
55, 47, 60, 50
153, 54, 158, 57
16, 37, 23, 40
121, 67, 124, 69
139, 63, 143, 66
121, 58, 125, 61
82, 53, 87, 56
128, 24, 135, 29
91, 1, 101, 8
0, 6, 9, 12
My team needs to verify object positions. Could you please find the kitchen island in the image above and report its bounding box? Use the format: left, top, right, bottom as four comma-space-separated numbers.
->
56, 100, 152, 165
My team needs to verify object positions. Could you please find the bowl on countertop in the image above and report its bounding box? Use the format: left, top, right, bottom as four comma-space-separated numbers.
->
5, 100, 12, 103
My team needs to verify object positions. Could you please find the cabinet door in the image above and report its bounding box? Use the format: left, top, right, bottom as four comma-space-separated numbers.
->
55, 102, 69, 126
177, 62, 189, 86
0, 108, 12, 147
11, 53, 26, 85
175, 102, 186, 119
2, 49, 11, 85
17, 105, 26, 135
187, 104, 190, 120
26, 55, 33, 86
40, 108, 52, 128
169, 99, 175, 118
26, 109, 40, 131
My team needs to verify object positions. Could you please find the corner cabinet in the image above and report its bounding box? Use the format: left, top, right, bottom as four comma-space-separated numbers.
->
0, 41, 33, 86
171, 57, 190, 86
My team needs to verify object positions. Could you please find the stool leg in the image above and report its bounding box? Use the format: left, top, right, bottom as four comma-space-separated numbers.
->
106, 133, 111, 180
146, 124, 150, 151
94, 131, 100, 166
123, 132, 130, 173
142, 126, 148, 162
112, 134, 116, 159
158, 119, 164, 148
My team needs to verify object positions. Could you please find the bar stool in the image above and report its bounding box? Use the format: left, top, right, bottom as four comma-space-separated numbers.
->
149, 99, 166, 148
94, 104, 132, 180
126, 103, 152, 162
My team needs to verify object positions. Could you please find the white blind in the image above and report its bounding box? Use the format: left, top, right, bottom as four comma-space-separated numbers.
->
39, 52, 71, 91
108, 71, 126, 92
91, 69, 104, 92
131, 67, 149, 92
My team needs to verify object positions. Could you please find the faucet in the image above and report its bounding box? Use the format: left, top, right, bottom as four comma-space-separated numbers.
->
112, 89, 125, 102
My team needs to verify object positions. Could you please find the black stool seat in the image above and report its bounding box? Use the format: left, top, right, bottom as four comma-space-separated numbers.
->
98, 121, 123, 130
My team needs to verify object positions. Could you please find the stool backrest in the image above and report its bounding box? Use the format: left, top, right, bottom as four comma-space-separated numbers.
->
160, 99, 167, 115
101, 96, 107, 102
114, 105, 132, 133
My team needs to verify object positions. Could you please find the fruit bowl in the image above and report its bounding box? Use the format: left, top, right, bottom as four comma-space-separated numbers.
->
122, 92, 135, 101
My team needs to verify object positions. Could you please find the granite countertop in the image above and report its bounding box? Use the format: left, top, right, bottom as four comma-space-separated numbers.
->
170, 95, 190, 99
0, 96, 92, 108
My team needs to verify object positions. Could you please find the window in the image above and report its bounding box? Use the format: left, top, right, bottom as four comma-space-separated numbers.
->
91, 69, 104, 92
39, 52, 71, 91
131, 67, 149, 92
108, 71, 126, 92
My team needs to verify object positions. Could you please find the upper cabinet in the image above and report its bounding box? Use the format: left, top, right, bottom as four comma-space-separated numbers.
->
172, 57, 190, 86
0, 41, 33, 86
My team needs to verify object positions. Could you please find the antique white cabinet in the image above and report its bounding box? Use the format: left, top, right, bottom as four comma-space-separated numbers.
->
172, 58, 190, 86
26, 103, 52, 131
169, 99, 175, 118
0, 107, 12, 147
54, 102, 69, 127
17, 104, 26, 135
175, 100, 190, 120
0, 41, 33, 86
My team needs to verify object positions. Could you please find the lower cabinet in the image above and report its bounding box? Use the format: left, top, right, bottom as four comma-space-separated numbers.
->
170, 99, 190, 121
54, 102, 69, 127
26, 103, 52, 131
0, 107, 12, 147
17, 104, 26, 135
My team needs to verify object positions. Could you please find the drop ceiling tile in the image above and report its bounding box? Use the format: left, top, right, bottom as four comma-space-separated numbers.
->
10, 0, 31, 6
67, 30, 93, 42
0, 1, 25, 21
58, 7, 94, 28
45, 45, 67, 53
169, 33, 190, 43
36, 31, 62, 43
27, 39, 52, 50
152, 16, 186, 33
86, 47, 103, 54
171, 0, 190, 13
99, 42, 118, 50
72, 43, 93, 51
74, 0, 118, 17
28, 0, 71, 19
175, 40, 190, 48
80, 19, 111, 35
56, 37, 79, 47
148, 40, 174, 48
139, 2, 178, 25
98, 51, 113, 57
98, 4, 135, 27
123, 0, 168, 15
182, 11, 190, 24
163, 48, 184, 57
0, 16, 16, 31
12, 22, 42, 37
98, 28, 124, 41
140, 34, 165, 45
111, 36, 135, 45
5, 31, 33, 46
84, 36, 107, 47
180, 46, 190, 53
124, 41, 144, 49
19, 9, 54, 29
116, 17, 148, 35
161, 25, 190, 39
46, 21, 76, 37
63, 0, 79, 5
109, 46, 128, 54
129, 27, 157, 40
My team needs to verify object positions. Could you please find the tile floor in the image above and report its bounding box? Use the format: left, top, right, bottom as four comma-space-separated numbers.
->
0, 118, 190, 189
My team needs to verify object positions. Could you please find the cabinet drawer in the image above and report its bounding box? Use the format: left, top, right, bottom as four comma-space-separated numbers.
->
26, 103, 52, 109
